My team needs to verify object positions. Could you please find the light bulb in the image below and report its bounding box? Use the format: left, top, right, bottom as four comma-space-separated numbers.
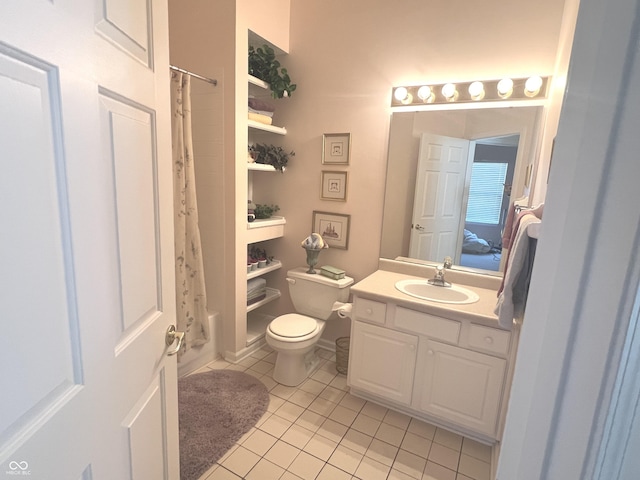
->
394, 87, 409, 102
497, 78, 514, 98
525, 76, 543, 97
442, 83, 457, 100
417, 86, 434, 102
468, 81, 484, 100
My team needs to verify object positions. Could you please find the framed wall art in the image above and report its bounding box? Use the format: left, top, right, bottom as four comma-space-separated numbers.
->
321, 170, 348, 201
312, 211, 351, 250
322, 133, 351, 165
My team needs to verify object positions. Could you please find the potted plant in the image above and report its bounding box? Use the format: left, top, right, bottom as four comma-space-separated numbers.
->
254, 204, 280, 219
248, 44, 297, 99
246, 254, 258, 271
247, 200, 256, 222
249, 246, 273, 268
249, 143, 294, 172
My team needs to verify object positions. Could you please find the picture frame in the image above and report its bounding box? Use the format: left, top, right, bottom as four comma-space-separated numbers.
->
322, 133, 351, 165
312, 211, 351, 250
320, 170, 348, 201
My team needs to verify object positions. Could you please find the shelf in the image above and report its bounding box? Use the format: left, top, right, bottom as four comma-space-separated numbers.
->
248, 163, 286, 172
247, 216, 286, 228
248, 119, 287, 135
247, 259, 282, 280
247, 287, 281, 313
248, 74, 269, 90
247, 216, 286, 243
246, 311, 274, 346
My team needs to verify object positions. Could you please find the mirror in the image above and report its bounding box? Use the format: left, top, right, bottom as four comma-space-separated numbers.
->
380, 106, 543, 275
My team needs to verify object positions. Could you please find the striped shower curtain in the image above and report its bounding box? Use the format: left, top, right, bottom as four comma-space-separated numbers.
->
170, 71, 209, 354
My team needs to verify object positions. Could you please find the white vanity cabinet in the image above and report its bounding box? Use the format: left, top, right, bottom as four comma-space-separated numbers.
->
414, 339, 506, 437
348, 294, 516, 443
349, 322, 417, 405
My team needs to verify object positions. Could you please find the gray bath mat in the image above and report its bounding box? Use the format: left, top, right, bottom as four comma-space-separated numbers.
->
178, 369, 269, 480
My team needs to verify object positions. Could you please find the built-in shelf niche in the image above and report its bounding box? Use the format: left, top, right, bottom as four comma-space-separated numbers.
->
247, 259, 282, 280
247, 216, 286, 243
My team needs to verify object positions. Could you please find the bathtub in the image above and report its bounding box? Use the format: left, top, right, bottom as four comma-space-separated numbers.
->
177, 311, 221, 377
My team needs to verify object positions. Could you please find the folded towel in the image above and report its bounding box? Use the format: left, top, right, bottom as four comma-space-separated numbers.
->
248, 112, 273, 125
248, 97, 275, 112
301, 233, 327, 250
495, 214, 540, 328
247, 277, 267, 294
247, 293, 267, 305
249, 106, 274, 118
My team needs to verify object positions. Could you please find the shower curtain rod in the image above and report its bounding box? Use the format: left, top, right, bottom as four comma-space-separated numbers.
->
169, 65, 218, 86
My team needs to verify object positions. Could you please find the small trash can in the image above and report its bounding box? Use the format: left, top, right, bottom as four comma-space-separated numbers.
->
335, 337, 350, 375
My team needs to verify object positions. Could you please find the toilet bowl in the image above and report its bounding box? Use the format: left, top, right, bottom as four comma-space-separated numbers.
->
265, 268, 353, 386
266, 314, 325, 386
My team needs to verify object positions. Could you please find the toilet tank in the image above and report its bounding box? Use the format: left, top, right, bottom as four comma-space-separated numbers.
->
287, 267, 354, 320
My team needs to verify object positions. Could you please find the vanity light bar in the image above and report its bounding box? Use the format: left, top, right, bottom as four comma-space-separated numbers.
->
390, 76, 550, 107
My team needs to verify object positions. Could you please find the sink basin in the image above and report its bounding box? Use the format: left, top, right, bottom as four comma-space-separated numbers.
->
395, 279, 480, 304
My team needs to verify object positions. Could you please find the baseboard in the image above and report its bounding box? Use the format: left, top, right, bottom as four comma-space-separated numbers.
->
317, 337, 337, 352
224, 338, 268, 364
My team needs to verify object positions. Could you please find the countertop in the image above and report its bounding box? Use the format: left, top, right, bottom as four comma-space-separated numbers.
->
351, 268, 506, 329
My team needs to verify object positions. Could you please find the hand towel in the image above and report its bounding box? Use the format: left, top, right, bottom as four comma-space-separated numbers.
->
499, 204, 544, 295
502, 203, 517, 248
495, 214, 541, 328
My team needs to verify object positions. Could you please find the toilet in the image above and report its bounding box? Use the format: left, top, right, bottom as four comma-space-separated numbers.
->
265, 267, 354, 386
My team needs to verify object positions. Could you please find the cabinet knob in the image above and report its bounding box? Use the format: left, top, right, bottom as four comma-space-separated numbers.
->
427, 350, 434, 355
484, 336, 494, 344
366, 308, 373, 315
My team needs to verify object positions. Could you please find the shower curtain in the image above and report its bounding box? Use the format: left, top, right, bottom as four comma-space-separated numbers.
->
170, 71, 209, 353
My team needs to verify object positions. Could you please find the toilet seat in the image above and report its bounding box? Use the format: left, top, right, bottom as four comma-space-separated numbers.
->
268, 313, 318, 338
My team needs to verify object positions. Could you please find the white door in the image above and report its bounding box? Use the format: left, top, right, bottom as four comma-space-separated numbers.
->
415, 340, 506, 438
0, 1, 179, 479
409, 134, 471, 263
349, 321, 417, 405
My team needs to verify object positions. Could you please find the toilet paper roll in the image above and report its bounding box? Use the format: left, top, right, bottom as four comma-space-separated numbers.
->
331, 301, 353, 319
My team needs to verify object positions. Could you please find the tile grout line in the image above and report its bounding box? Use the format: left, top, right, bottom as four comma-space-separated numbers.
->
199, 350, 491, 480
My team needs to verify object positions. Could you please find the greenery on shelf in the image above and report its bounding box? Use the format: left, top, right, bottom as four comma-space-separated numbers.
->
248, 44, 297, 99
254, 204, 280, 219
249, 143, 294, 172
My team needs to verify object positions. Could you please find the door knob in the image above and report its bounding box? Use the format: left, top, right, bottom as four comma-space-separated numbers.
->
414, 224, 425, 231
165, 325, 185, 356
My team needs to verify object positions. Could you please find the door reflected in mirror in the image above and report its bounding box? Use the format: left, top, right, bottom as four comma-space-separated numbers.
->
380, 106, 543, 275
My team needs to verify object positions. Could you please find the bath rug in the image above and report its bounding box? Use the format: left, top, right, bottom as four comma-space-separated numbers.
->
178, 369, 269, 480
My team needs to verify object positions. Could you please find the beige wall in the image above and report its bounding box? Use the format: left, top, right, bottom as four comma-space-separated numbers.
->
252, 0, 565, 343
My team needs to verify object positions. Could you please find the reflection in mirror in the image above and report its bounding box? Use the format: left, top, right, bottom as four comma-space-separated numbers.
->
380, 106, 543, 275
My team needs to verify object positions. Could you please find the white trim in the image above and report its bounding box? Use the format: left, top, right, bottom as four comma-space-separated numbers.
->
497, 0, 640, 477
593, 282, 640, 478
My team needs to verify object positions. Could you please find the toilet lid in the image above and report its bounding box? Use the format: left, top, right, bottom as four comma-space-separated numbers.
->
269, 314, 317, 338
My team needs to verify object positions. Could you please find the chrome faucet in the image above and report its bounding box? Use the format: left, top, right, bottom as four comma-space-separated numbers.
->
428, 257, 453, 287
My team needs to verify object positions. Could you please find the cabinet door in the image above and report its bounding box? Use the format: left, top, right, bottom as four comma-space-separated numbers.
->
415, 340, 506, 438
349, 321, 417, 405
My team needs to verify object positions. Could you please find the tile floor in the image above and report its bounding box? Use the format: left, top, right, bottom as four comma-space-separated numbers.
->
192, 346, 492, 480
